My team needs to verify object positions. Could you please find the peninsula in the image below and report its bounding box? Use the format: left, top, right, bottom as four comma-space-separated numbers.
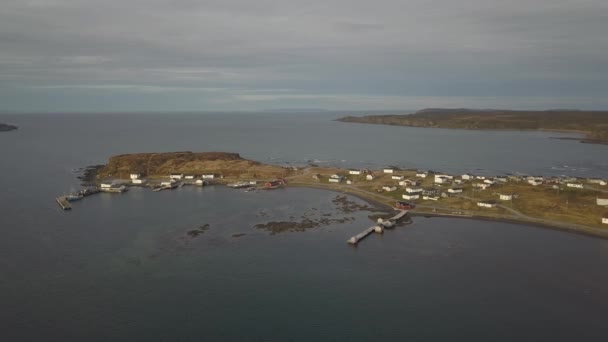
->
337, 109, 608, 144
0, 123, 18, 132
81, 151, 608, 238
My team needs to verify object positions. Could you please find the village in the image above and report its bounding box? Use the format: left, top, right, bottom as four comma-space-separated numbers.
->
57, 161, 608, 237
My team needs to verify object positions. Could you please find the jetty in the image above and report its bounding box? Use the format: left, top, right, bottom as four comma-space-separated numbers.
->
347, 210, 408, 245
56, 196, 72, 210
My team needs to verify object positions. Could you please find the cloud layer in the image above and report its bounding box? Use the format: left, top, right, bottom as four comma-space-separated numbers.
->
1, 0, 607, 111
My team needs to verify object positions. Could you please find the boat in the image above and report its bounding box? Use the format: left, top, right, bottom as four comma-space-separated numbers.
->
65, 193, 84, 202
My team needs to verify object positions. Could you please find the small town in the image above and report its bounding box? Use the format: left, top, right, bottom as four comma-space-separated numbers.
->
58, 161, 608, 238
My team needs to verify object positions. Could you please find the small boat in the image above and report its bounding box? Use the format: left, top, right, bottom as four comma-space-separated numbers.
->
66, 194, 84, 202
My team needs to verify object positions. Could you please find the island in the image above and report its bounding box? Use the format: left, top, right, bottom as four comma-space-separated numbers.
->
0, 123, 18, 132
65, 151, 608, 239
337, 108, 608, 144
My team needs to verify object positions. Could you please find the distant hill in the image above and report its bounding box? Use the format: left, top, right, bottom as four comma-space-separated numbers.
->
0, 123, 17, 132
337, 108, 608, 144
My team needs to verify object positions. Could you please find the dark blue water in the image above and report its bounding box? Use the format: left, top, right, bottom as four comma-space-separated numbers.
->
1, 112, 608, 341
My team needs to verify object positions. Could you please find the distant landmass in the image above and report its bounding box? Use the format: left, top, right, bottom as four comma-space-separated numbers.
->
337, 109, 608, 144
0, 123, 18, 132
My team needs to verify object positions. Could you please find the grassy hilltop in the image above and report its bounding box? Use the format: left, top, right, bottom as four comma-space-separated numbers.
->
98, 151, 290, 179
338, 108, 608, 143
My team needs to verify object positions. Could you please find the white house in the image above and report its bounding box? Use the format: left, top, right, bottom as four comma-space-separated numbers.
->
348, 169, 362, 175
329, 178, 342, 183
132, 178, 145, 184
596, 198, 608, 206
405, 187, 423, 193
499, 194, 513, 201
383, 168, 394, 174
453, 179, 464, 185
528, 179, 543, 186
477, 200, 497, 208
603, 216, 608, 225
402, 194, 420, 200
483, 179, 496, 185
475, 175, 487, 180
382, 186, 397, 192
473, 183, 492, 190
130, 173, 141, 180
195, 179, 204, 186
461, 174, 474, 180
416, 172, 428, 178
202, 174, 215, 179
100, 183, 112, 188
495, 176, 508, 183
169, 173, 184, 180
160, 179, 176, 187
366, 174, 375, 181
330, 174, 342, 179
184, 175, 195, 179
423, 195, 440, 201
447, 188, 463, 194
435, 176, 450, 184
567, 183, 584, 189
346, 180, 353, 185
392, 175, 404, 180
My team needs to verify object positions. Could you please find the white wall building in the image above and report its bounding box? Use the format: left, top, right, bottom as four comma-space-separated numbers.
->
596, 198, 608, 206
184, 175, 195, 179
461, 174, 474, 180
349, 169, 362, 175
416, 172, 428, 178
448, 188, 463, 194
366, 174, 375, 181
405, 187, 423, 193
402, 194, 420, 200
567, 183, 584, 189
392, 175, 404, 180
132, 178, 144, 184
603, 217, 608, 225
170, 173, 184, 180
130, 173, 141, 180
382, 186, 397, 192
202, 174, 215, 179
383, 168, 394, 174
477, 201, 497, 208
499, 194, 513, 201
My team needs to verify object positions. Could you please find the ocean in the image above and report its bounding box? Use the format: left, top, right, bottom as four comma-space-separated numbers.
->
1, 112, 607, 341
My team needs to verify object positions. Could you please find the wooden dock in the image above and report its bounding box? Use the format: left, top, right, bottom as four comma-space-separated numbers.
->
56, 196, 72, 210
347, 210, 408, 245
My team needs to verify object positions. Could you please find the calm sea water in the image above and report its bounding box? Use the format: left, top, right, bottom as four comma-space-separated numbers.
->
1, 112, 607, 341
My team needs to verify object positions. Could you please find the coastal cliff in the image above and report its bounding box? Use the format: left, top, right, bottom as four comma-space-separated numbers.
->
337, 109, 608, 143
0, 123, 18, 132
99, 151, 290, 179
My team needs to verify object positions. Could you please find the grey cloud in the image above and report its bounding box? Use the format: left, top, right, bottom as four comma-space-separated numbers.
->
0, 0, 607, 111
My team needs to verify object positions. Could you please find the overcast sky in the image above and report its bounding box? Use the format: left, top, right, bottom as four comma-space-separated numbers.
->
1, 0, 607, 112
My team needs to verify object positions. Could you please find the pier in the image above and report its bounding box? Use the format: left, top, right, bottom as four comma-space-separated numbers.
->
347, 210, 408, 245
56, 196, 71, 210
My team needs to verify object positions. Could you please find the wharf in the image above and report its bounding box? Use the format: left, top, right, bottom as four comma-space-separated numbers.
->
347, 210, 408, 245
56, 196, 72, 210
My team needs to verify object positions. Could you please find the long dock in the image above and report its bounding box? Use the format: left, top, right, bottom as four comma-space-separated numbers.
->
56, 196, 72, 210
347, 210, 408, 245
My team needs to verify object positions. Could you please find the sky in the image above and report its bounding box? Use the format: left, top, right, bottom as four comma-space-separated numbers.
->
1, 0, 607, 112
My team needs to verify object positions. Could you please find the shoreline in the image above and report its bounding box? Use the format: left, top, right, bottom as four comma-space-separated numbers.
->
288, 183, 608, 239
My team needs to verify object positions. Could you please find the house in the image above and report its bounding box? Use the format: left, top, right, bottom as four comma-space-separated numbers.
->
160, 179, 176, 187
366, 174, 375, 181
473, 183, 492, 190
169, 173, 184, 180
596, 198, 608, 206
588, 178, 604, 184
453, 179, 464, 185
100, 183, 112, 188
312, 174, 320, 180
392, 175, 404, 180
434, 176, 450, 184
202, 174, 215, 179
603, 216, 608, 225
477, 200, 497, 208
346, 180, 353, 185
329, 178, 342, 183
499, 194, 513, 201
567, 183, 584, 189
382, 186, 397, 192
348, 169, 362, 175
528, 179, 543, 186
483, 179, 496, 185
416, 171, 428, 178
184, 175, 195, 180
508, 175, 523, 182
402, 194, 420, 200
132, 178, 145, 184
475, 175, 487, 180
422, 188, 440, 196
399, 179, 419, 186
195, 179, 204, 186
405, 187, 423, 193
495, 176, 508, 183
447, 187, 463, 194
383, 168, 394, 174
130, 173, 141, 180
423, 195, 440, 201
461, 174, 474, 180
396, 201, 416, 210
